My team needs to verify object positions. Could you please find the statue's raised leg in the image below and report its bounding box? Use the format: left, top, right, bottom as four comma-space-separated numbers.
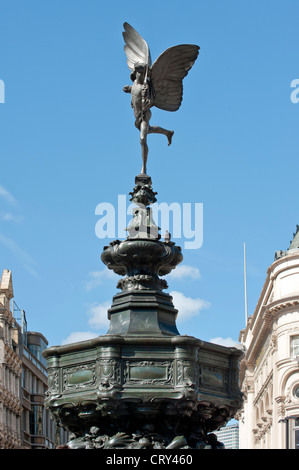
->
148, 126, 174, 146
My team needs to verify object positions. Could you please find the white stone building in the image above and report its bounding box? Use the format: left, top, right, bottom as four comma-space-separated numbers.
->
0, 270, 22, 448
238, 227, 299, 449
0, 269, 69, 448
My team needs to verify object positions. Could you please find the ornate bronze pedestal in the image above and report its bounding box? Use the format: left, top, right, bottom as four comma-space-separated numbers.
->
43, 175, 243, 449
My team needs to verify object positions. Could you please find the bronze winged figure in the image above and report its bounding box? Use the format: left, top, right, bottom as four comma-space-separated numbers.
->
122, 22, 199, 175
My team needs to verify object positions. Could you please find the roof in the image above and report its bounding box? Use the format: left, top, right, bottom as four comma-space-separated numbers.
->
275, 225, 299, 260
288, 224, 299, 250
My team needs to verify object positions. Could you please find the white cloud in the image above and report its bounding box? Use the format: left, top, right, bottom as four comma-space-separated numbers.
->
0, 185, 17, 205
209, 337, 237, 347
85, 269, 117, 290
0, 212, 23, 222
62, 300, 112, 346
0, 232, 38, 277
170, 290, 210, 322
168, 264, 201, 280
61, 300, 111, 346
62, 331, 98, 345
87, 300, 111, 328
63, 292, 211, 345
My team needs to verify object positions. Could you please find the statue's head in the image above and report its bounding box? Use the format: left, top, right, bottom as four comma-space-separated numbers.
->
130, 63, 147, 81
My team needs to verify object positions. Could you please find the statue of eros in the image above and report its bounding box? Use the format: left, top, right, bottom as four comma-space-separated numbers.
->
122, 22, 199, 175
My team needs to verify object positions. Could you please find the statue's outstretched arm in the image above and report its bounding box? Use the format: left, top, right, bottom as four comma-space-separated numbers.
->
123, 85, 132, 93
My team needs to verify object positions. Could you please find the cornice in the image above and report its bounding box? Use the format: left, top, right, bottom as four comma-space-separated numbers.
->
245, 309, 273, 365
0, 423, 21, 449
266, 296, 299, 315
0, 385, 22, 415
242, 252, 299, 344
242, 271, 272, 342
253, 370, 273, 406
271, 251, 299, 271
0, 309, 14, 326
4, 344, 22, 376
245, 295, 299, 365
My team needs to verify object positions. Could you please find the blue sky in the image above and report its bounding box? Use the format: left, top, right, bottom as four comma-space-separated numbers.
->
0, 0, 299, 348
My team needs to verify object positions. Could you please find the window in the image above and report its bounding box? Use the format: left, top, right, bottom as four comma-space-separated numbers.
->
28, 344, 41, 361
294, 418, 299, 450
294, 385, 299, 400
291, 335, 299, 358
28, 339, 48, 367
29, 405, 44, 435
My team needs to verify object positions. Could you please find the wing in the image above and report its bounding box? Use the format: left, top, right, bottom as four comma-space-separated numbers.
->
123, 22, 152, 71
151, 45, 199, 112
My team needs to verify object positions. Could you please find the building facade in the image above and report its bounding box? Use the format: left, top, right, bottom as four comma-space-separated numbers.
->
0, 269, 68, 448
214, 422, 239, 449
238, 228, 299, 449
0, 270, 22, 448
21, 330, 68, 448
